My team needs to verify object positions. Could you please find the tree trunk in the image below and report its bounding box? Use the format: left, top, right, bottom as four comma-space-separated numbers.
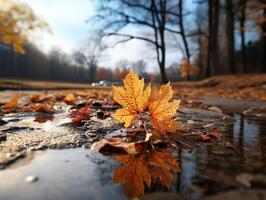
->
211, 0, 220, 74
262, 5, 266, 73
240, 0, 247, 73
159, 1, 167, 84
206, 0, 213, 77
179, 0, 191, 81
225, 0, 236, 74
159, 61, 167, 83
151, 0, 168, 84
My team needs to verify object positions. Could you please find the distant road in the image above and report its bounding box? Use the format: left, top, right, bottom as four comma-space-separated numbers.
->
0, 79, 110, 90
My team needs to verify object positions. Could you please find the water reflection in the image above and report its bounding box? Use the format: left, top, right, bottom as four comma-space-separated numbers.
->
178, 113, 266, 198
179, 149, 197, 194
112, 150, 179, 199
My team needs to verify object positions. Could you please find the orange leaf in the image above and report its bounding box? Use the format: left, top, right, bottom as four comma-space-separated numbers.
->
33, 103, 55, 113
201, 130, 222, 141
149, 83, 181, 133
151, 117, 180, 134
63, 93, 75, 105
3, 93, 20, 110
207, 129, 222, 138
70, 107, 91, 122
112, 70, 150, 127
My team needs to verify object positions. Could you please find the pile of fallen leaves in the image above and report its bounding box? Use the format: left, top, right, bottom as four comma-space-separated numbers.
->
0, 89, 113, 116
173, 74, 266, 101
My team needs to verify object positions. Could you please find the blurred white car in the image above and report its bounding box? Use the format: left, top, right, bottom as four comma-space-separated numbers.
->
91, 80, 121, 86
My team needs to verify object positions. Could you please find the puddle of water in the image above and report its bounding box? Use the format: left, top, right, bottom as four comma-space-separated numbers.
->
178, 113, 266, 199
0, 102, 266, 199
1, 113, 71, 132
0, 148, 125, 200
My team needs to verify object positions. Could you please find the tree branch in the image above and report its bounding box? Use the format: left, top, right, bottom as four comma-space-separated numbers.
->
103, 32, 159, 46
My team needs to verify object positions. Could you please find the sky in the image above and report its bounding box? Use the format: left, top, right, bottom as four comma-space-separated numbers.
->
21, 0, 261, 72
22, 0, 183, 71
23, 0, 94, 53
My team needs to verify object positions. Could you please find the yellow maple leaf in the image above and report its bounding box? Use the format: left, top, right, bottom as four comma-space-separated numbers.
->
112, 70, 151, 127
149, 83, 181, 133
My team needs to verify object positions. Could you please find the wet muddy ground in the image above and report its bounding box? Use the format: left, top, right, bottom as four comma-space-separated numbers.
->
0, 91, 266, 200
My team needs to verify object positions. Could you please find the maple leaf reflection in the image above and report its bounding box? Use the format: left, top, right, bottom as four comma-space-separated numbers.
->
113, 150, 180, 198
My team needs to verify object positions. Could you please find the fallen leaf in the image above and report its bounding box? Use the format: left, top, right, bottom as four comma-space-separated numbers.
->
33, 103, 55, 113
201, 134, 211, 141
63, 93, 76, 105
201, 129, 222, 141
112, 70, 151, 127
225, 141, 234, 148
149, 83, 181, 133
236, 173, 254, 187
208, 106, 223, 113
30, 94, 42, 103
3, 94, 20, 110
91, 137, 149, 155
34, 115, 54, 123
151, 117, 180, 134
207, 129, 222, 138
70, 107, 91, 122
30, 94, 50, 103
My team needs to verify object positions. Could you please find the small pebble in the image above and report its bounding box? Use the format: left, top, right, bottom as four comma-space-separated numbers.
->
208, 106, 223, 113
24, 175, 38, 183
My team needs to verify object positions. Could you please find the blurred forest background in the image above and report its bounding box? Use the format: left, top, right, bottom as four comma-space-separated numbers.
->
0, 0, 265, 83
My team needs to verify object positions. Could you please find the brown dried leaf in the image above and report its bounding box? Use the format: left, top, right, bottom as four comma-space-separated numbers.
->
70, 107, 91, 122
91, 137, 149, 155
33, 103, 55, 113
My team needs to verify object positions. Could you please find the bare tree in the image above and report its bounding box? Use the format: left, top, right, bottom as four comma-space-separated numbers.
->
90, 0, 193, 83
225, 0, 236, 73
260, 0, 266, 72
178, 0, 191, 80
206, 0, 220, 77
237, 0, 247, 73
